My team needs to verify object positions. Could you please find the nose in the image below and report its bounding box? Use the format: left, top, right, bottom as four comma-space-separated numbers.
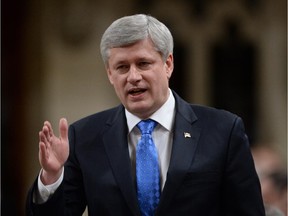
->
127, 65, 142, 83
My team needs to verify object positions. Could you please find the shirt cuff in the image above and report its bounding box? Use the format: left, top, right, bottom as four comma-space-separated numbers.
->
34, 168, 64, 204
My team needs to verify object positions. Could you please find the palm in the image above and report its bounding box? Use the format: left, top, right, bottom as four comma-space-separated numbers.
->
39, 118, 69, 181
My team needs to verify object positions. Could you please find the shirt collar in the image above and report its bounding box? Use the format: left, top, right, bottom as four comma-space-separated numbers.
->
125, 89, 175, 132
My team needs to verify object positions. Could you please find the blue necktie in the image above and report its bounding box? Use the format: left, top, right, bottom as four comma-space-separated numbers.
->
136, 119, 160, 216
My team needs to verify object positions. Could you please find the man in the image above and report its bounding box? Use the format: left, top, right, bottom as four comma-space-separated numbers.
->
26, 14, 265, 215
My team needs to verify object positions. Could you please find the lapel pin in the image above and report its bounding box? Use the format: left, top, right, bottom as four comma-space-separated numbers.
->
184, 132, 191, 138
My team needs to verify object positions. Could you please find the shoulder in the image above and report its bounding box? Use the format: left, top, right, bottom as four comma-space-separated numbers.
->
173, 90, 239, 125
191, 104, 238, 122
189, 104, 246, 137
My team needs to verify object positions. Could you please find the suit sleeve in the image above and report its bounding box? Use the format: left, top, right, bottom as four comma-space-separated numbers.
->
223, 117, 265, 215
26, 178, 65, 216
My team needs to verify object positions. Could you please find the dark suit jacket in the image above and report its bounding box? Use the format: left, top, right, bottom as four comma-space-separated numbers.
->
26, 92, 265, 216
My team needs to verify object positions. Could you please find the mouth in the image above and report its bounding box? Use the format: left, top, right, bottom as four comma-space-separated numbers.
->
128, 88, 147, 96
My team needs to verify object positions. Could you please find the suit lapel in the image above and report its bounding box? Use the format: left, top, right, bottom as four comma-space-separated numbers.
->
157, 92, 202, 213
102, 93, 201, 215
102, 106, 141, 216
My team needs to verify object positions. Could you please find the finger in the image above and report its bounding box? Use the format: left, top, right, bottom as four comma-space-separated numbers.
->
44, 121, 54, 137
59, 118, 68, 141
41, 125, 51, 144
42, 125, 49, 138
39, 129, 51, 150
39, 141, 48, 166
39, 130, 45, 143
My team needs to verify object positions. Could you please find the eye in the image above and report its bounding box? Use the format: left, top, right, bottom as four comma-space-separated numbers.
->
138, 61, 151, 69
116, 65, 129, 73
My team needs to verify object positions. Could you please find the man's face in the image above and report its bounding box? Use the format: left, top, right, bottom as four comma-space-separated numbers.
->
107, 38, 174, 119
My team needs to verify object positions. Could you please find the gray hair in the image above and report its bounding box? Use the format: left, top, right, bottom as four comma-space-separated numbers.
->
100, 14, 174, 66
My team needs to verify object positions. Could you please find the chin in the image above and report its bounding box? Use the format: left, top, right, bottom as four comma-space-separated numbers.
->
127, 106, 153, 118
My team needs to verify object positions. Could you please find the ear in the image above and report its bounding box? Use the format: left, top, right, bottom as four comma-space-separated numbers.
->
165, 53, 174, 79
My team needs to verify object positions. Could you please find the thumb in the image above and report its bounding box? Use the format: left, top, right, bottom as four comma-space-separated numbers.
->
59, 118, 68, 141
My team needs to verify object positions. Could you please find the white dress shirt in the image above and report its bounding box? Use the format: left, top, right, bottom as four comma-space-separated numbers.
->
125, 89, 175, 190
36, 89, 175, 202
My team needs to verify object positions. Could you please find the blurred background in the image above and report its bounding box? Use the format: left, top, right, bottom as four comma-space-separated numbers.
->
2, 0, 287, 215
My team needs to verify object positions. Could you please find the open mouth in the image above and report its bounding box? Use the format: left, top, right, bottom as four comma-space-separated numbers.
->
128, 88, 147, 96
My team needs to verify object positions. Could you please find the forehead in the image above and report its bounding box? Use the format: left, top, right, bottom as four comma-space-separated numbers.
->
108, 39, 161, 63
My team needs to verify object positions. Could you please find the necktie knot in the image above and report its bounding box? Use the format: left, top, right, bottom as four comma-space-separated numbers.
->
137, 119, 157, 135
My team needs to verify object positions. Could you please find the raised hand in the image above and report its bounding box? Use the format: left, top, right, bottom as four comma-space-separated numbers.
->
38, 118, 69, 185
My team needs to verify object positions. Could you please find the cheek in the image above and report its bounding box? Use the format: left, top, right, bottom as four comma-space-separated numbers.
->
158, 71, 170, 86
111, 76, 126, 91
108, 71, 119, 85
